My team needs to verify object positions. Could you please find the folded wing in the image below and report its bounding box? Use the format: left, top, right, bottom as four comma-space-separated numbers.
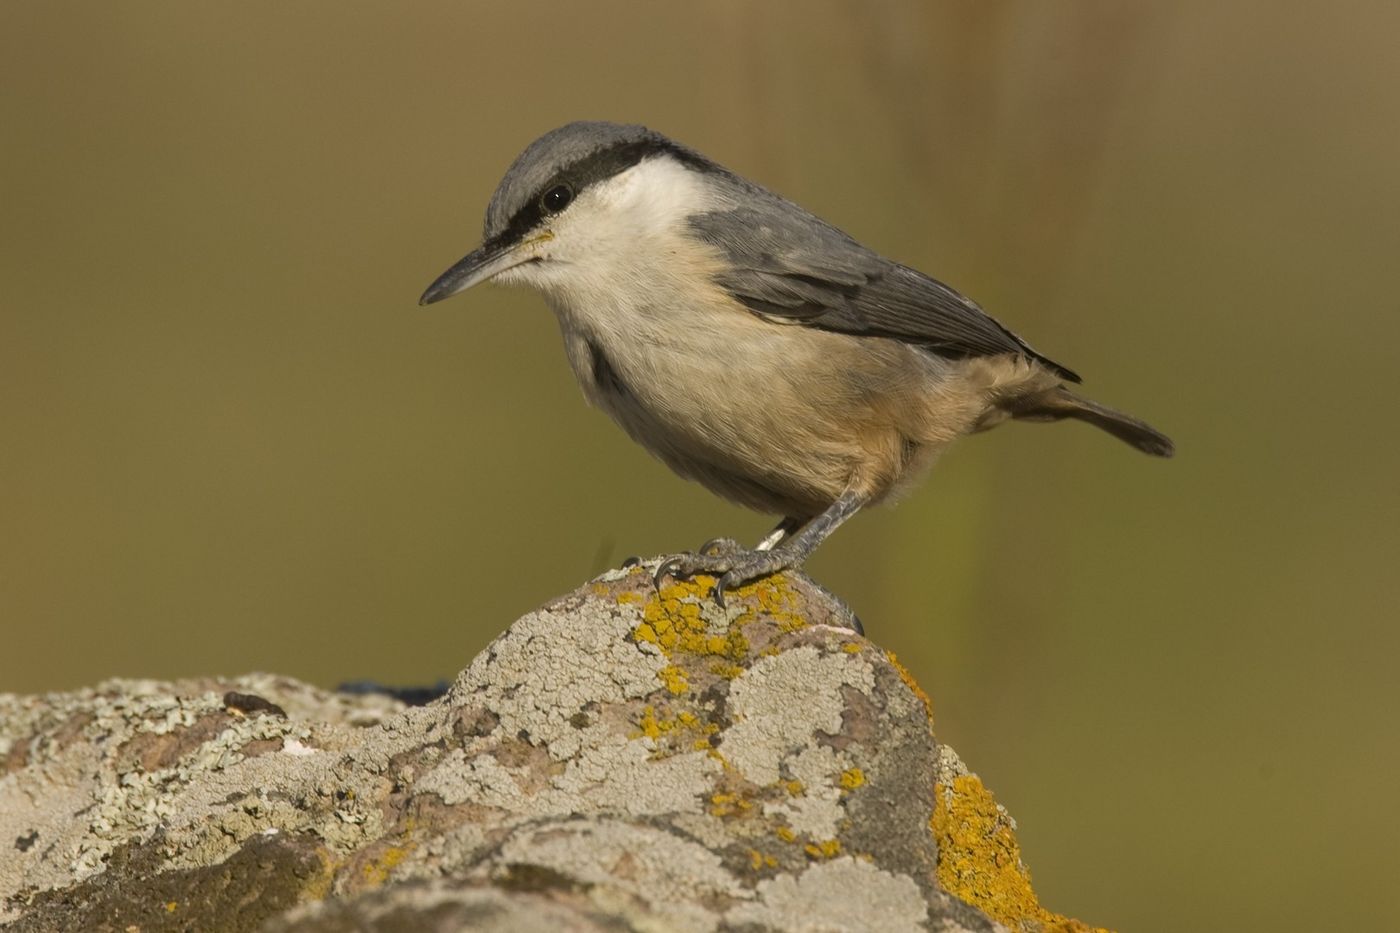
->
689, 203, 1080, 383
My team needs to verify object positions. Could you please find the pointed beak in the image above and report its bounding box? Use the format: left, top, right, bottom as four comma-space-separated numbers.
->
418, 240, 536, 306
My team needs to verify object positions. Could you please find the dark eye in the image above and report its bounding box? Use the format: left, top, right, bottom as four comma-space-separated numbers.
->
542, 184, 573, 213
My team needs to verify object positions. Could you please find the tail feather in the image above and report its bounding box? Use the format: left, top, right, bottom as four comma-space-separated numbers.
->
1009, 386, 1175, 458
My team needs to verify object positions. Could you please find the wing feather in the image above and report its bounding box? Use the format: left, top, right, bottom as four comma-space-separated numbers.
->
690, 203, 1080, 382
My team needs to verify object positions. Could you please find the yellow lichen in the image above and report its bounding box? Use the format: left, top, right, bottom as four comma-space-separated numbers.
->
708, 661, 745, 679
632, 578, 752, 691
747, 848, 779, 871
709, 792, 753, 818
839, 767, 866, 790
842, 642, 862, 654
774, 825, 797, 843
360, 840, 415, 887
804, 838, 842, 859
884, 650, 934, 722
616, 590, 644, 605
658, 664, 689, 695
635, 705, 716, 749
784, 779, 804, 797
303, 845, 338, 900
636, 705, 666, 740
164, 901, 178, 913
721, 574, 809, 635
744, 575, 809, 632
932, 774, 1108, 933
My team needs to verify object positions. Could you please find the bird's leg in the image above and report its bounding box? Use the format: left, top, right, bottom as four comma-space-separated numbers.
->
699, 515, 800, 558
754, 516, 803, 551
655, 490, 867, 607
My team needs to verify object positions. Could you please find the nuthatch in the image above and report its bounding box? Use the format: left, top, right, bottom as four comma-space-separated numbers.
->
421, 121, 1172, 606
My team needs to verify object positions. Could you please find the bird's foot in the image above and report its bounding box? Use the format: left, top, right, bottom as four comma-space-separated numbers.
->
697, 536, 743, 557
628, 537, 736, 574
654, 547, 799, 609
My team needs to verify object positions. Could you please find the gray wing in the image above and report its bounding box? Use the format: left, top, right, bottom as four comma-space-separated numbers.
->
689, 204, 1080, 383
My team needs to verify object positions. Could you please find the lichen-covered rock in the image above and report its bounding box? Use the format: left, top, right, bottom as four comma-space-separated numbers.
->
0, 565, 1103, 932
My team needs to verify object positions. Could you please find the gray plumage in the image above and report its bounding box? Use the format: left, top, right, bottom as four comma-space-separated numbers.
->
421, 121, 1172, 605
690, 205, 1080, 381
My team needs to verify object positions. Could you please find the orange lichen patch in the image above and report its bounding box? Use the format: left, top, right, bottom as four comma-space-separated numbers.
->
616, 590, 645, 605
839, 767, 866, 790
884, 650, 934, 723
932, 774, 1109, 933
804, 838, 842, 860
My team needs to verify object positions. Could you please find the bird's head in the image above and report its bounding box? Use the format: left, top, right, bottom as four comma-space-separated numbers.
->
419, 121, 721, 306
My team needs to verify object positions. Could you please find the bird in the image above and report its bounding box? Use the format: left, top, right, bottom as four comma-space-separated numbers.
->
420, 121, 1173, 607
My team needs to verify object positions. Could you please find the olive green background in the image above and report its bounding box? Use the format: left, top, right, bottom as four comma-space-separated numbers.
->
2, 2, 1396, 930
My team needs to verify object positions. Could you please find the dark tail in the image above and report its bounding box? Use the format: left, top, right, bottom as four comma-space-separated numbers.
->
1008, 386, 1175, 458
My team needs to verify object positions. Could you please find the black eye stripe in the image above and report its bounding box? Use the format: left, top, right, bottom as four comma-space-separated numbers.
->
488, 137, 719, 251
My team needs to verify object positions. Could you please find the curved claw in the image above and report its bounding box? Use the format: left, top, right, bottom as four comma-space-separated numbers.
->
620, 555, 642, 570
654, 555, 687, 589
712, 571, 741, 610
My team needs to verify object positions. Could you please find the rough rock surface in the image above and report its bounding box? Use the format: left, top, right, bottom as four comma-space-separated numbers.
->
0, 565, 1104, 932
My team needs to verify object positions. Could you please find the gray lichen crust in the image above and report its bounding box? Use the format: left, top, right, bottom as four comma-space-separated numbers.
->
0, 567, 1034, 932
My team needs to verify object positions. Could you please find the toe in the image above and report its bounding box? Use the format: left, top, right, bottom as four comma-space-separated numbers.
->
654, 555, 686, 589
699, 537, 741, 557
701, 549, 802, 606
714, 570, 745, 609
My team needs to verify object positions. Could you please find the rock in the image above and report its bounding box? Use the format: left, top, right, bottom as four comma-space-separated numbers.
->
0, 565, 1104, 932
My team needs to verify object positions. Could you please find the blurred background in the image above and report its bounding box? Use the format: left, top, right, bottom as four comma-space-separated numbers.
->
2, 1, 1397, 929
